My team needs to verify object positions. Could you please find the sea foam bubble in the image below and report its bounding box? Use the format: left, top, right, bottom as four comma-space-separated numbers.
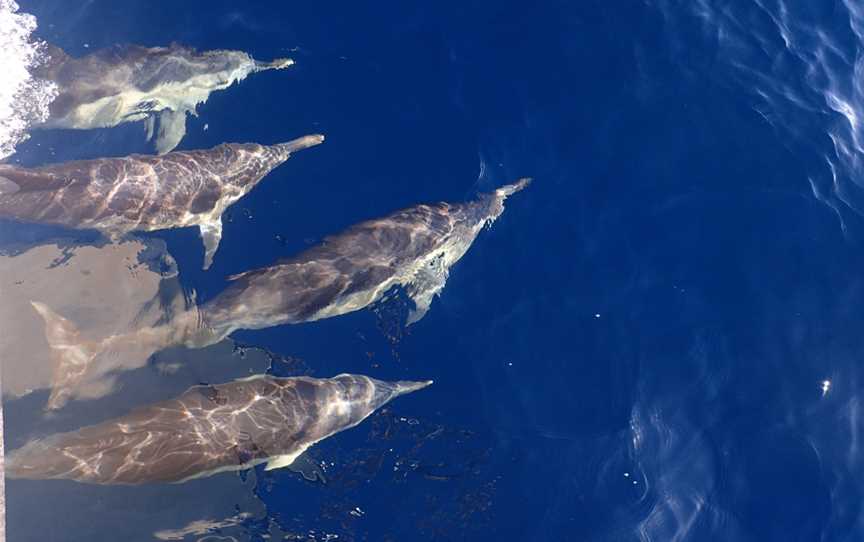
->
0, 0, 57, 160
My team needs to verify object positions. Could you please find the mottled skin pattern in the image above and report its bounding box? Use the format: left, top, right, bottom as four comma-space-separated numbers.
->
6, 374, 431, 485
199, 178, 533, 339
31, 179, 529, 410
36, 44, 251, 123
33, 44, 293, 153
0, 135, 323, 268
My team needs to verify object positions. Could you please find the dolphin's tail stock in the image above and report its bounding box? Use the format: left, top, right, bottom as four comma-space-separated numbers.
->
29, 301, 101, 411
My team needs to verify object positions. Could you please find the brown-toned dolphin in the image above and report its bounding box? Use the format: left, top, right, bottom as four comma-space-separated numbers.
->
31, 178, 530, 409
0, 134, 324, 269
34, 43, 294, 153
6, 374, 431, 485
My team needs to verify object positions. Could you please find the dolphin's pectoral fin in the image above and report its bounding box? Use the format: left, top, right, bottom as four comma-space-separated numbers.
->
405, 253, 450, 325
0, 176, 20, 196
154, 109, 188, 154
265, 444, 311, 471
199, 219, 223, 270
143, 115, 155, 141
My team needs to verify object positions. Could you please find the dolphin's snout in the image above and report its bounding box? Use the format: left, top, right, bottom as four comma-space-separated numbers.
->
496, 177, 532, 198
392, 380, 434, 396
255, 58, 295, 71
275, 134, 325, 155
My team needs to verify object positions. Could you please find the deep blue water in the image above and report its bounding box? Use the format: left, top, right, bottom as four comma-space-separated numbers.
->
8, 0, 864, 540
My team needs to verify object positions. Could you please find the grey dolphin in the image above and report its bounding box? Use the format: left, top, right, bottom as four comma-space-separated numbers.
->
6, 374, 431, 485
31, 178, 530, 409
34, 43, 294, 153
0, 134, 324, 269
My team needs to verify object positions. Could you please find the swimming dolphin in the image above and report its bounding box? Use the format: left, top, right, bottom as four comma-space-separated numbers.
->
6, 374, 431, 485
33, 43, 294, 153
0, 134, 324, 269
31, 178, 530, 409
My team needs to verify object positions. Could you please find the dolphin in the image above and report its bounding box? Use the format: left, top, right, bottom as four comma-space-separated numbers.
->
5, 374, 431, 485
31, 178, 530, 409
33, 43, 294, 154
0, 134, 324, 269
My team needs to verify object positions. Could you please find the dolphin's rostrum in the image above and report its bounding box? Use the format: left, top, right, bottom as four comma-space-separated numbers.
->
6, 374, 431, 485
31, 178, 530, 409
34, 43, 293, 153
0, 135, 324, 269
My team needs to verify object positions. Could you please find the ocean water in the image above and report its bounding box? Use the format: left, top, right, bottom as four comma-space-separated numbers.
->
2, 0, 864, 541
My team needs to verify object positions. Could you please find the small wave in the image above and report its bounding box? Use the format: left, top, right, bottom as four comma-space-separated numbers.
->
629, 406, 717, 542
0, 0, 57, 161
653, 0, 864, 234
625, 327, 742, 541
799, 372, 864, 538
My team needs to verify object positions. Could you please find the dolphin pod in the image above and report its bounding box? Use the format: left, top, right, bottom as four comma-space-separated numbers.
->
34, 43, 293, 153
5, 374, 431, 485
0, 135, 324, 269
30, 178, 530, 410
6, 33, 533, 507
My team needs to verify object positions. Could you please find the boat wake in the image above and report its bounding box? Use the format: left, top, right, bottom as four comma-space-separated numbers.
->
0, 0, 56, 161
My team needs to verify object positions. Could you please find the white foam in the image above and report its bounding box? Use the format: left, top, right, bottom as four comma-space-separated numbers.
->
0, 0, 57, 161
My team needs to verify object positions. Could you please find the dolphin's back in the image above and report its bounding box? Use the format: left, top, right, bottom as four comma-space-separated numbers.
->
0, 162, 98, 225
203, 203, 458, 326
199, 194, 518, 336
6, 374, 430, 485
7, 376, 320, 484
32, 42, 296, 153
0, 144, 264, 229
36, 44, 253, 122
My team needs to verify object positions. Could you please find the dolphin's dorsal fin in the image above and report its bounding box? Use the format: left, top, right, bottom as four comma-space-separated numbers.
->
199, 219, 223, 270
